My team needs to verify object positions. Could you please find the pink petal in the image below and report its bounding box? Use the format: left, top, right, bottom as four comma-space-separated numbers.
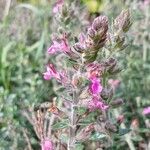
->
47, 41, 61, 54
88, 96, 108, 111
52, 0, 64, 14
89, 78, 103, 95
41, 138, 53, 150
142, 106, 150, 115
43, 72, 51, 80
79, 33, 86, 44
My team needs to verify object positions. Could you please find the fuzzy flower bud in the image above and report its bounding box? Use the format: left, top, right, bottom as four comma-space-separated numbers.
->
105, 121, 117, 133
110, 98, 124, 108
76, 124, 95, 142
104, 58, 121, 75
100, 87, 113, 100
73, 43, 85, 53
117, 115, 124, 124
104, 58, 117, 70
114, 9, 132, 32
71, 75, 83, 87
92, 16, 108, 33
83, 16, 108, 63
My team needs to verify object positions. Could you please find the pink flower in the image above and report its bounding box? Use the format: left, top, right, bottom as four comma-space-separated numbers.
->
53, 0, 64, 14
43, 64, 67, 84
47, 41, 61, 54
43, 64, 60, 80
41, 138, 53, 150
88, 96, 109, 111
47, 38, 70, 54
142, 106, 150, 115
89, 77, 103, 95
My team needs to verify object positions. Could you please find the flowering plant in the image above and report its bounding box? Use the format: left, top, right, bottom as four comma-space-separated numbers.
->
26, 1, 132, 149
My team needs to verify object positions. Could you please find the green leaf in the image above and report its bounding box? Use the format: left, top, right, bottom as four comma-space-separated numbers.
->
1, 42, 14, 65
131, 135, 143, 142
75, 143, 85, 150
90, 132, 107, 141
138, 128, 150, 133
119, 128, 131, 136
52, 120, 69, 130
60, 134, 69, 143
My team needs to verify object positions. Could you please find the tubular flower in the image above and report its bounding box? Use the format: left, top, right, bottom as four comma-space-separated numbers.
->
48, 37, 70, 54
89, 77, 103, 95
43, 64, 60, 80
88, 96, 109, 111
142, 106, 150, 115
53, 0, 64, 14
41, 138, 53, 150
43, 64, 66, 83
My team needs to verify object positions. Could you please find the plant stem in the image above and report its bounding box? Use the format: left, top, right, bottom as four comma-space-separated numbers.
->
3, 0, 11, 20
68, 89, 77, 150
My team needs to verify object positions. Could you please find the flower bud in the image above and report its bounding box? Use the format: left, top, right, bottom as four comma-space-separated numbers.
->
71, 75, 83, 87
100, 88, 113, 100
82, 16, 109, 63
104, 58, 118, 74
131, 118, 139, 129
92, 16, 108, 33
76, 124, 94, 142
109, 66, 122, 75
117, 115, 124, 125
114, 9, 132, 32
61, 4, 68, 17
105, 58, 116, 67
97, 115, 106, 123
110, 99, 124, 108
73, 43, 85, 53
105, 121, 117, 133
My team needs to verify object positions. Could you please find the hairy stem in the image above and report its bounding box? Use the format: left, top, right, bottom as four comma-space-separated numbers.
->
68, 89, 77, 150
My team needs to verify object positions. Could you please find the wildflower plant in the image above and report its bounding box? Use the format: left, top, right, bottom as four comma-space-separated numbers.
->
30, 1, 132, 149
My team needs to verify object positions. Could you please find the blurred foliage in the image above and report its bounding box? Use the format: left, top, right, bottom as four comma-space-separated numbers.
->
0, 1, 54, 149
0, 0, 150, 149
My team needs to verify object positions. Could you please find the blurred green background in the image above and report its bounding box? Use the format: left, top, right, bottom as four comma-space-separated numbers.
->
0, 0, 150, 149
